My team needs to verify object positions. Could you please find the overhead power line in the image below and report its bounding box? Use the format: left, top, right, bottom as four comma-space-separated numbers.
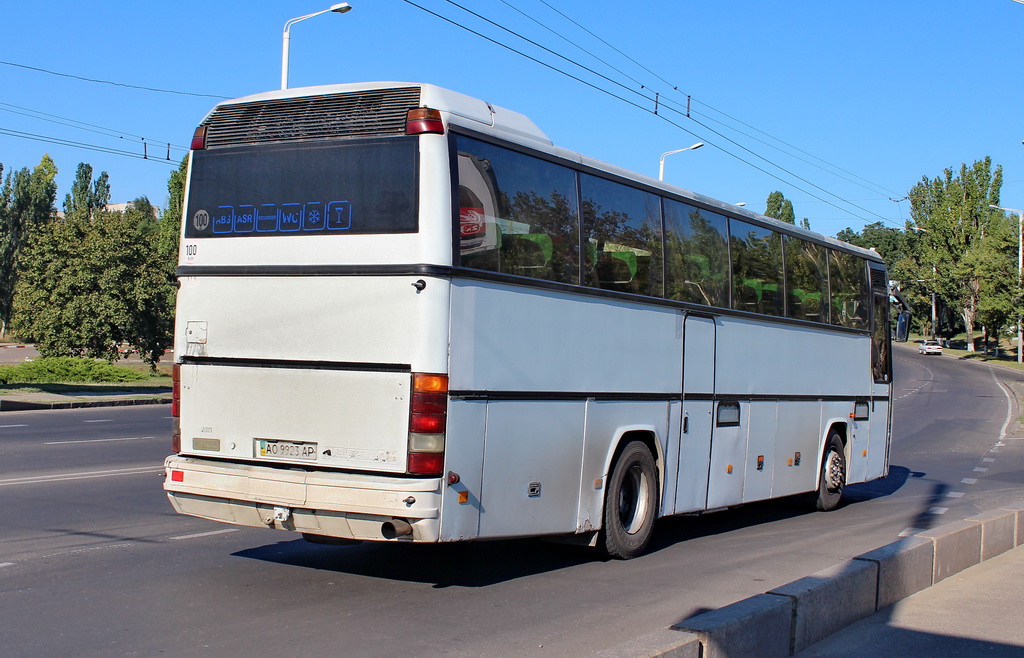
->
0, 60, 229, 99
0, 127, 181, 165
403, 0, 892, 225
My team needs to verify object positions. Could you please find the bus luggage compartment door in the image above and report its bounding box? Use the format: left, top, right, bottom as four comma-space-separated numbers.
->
176, 362, 411, 474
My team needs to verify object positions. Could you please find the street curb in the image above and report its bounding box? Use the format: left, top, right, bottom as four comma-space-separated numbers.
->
602, 501, 1024, 657
0, 397, 171, 412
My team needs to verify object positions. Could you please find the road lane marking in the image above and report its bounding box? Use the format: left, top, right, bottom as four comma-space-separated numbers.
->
928, 507, 949, 515
974, 467, 989, 472
82, 419, 113, 423
946, 492, 964, 498
0, 562, 14, 568
0, 466, 162, 486
962, 478, 978, 484
983, 457, 996, 462
0, 424, 28, 428
45, 436, 155, 445
169, 529, 239, 541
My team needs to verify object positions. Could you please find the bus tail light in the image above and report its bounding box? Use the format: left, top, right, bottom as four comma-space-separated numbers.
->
406, 108, 445, 135
171, 363, 181, 453
191, 125, 208, 150
408, 373, 448, 475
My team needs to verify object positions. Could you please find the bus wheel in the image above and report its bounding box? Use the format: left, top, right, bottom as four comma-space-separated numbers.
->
815, 432, 846, 511
602, 441, 658, 559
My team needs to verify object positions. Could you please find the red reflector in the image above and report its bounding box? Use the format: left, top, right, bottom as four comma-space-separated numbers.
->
407, 453, 444, 475
411, 391, 446, 414
171, 470, 184, 482
191, 125, 207, 150
410, 413, 446, 434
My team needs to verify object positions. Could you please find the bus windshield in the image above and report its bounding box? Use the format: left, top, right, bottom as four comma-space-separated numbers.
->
184, 136, 419, 238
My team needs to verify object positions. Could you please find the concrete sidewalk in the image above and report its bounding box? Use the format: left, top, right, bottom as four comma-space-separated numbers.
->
797, 543, 1024, 656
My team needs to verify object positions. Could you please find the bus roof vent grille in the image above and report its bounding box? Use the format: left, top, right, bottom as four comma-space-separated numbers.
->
202, 87, 422, 147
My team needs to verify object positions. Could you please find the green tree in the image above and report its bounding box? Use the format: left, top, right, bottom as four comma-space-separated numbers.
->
0, 155, 58, 337
63, 163, 110, 217
12, 207, 174, 365
907, 157, 1006, 351
764, 190, 809, 228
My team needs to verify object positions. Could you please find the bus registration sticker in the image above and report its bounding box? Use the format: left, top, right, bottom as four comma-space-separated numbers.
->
255, 439, 318, 462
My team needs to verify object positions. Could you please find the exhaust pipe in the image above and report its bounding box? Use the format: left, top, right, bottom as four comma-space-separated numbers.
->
381, 518, 413, 539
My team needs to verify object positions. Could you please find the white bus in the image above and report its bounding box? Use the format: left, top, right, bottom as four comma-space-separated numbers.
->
164, 82, 907, 559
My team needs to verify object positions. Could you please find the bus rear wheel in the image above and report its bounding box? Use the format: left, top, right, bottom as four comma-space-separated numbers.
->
601, 441, 658, 560
815, 432, 846, 511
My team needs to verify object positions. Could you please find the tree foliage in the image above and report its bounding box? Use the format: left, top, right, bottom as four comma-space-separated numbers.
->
764, 190, 809, 229
0, 155, 58, 337
906, 157, 1006, 350
11, 207, 174, 365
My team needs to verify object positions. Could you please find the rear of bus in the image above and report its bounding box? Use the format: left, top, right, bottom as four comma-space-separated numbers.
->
163, 83, 492, 543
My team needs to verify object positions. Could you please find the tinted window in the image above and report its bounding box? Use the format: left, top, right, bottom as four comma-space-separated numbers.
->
185, 137, 418, 237
730, 220, 783, 316
581, 174, 663, 296
829, 250, 869, 330
664, 200, 730, 307
456, 136, 579, 284
785, 236, 828, 322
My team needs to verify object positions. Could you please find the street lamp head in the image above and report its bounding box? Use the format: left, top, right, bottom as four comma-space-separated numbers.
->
690, 142, 704, 150
330, 3, 352, 13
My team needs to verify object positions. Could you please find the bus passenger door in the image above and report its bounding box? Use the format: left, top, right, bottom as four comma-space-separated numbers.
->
675, 314, 716, 513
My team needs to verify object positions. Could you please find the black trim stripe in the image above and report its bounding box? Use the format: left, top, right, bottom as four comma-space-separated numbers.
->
449, 390, 889, 404
180, 356, 411, 373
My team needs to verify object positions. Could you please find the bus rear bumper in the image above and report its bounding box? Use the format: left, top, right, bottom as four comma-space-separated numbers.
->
163, 455, 442, 542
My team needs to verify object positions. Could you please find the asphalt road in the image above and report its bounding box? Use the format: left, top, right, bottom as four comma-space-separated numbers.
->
1, 345, 1023, 656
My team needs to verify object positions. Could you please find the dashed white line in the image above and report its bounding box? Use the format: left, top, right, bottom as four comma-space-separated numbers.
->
983, 457, 996, 463
962, 478, 978, 484
82, 419, 113, 423
946, 492, 965, 498
0, 466, 162, 486
169, 528, 239, 541
974, 467, 989, 472
45, 436, 154, 445
928, 507, 949, 515
0, 424, 28, 428
0, 562, 14, 568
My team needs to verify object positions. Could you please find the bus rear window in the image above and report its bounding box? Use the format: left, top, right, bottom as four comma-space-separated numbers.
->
185, 137, 418, 238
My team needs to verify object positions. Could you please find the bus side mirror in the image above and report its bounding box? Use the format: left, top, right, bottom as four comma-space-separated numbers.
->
895, 312, 910, 343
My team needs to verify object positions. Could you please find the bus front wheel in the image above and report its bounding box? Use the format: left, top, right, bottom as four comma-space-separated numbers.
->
815, 432, 846, 511
601, 441, 658, 560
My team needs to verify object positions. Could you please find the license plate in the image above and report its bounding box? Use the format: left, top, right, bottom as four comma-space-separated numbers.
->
255, 439, 318, 461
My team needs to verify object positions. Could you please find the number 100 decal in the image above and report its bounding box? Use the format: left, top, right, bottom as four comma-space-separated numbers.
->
207, 201, 352, 235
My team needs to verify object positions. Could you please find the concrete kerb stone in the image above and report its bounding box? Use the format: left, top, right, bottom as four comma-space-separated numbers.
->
767, 559, 878, 655
916, 519, 982, 583
671, 593, 792, 658
853, 535, 934, 610
966, 509, 1016, 560
998, 501, 1024, 546
0, 397, 170, 412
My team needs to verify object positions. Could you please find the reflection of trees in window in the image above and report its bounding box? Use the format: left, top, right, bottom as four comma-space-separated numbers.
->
664, 201, 729, 307
784, 236, 828, 322
828, 250, 868, 330
731, 219, 783, 316
580, 174, 663, 296
455, 136, 579, 284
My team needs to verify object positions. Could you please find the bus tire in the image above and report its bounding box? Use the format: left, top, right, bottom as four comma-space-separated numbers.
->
815, 432, 846, 511
601, 440, 658, 560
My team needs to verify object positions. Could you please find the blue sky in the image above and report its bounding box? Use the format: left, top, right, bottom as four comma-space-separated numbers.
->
2, 0, 1023, 238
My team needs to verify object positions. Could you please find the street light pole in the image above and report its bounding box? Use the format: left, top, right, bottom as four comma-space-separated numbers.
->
282, 3, 352, 90
658, 142, 704, 181
990, 204, 1024, 363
